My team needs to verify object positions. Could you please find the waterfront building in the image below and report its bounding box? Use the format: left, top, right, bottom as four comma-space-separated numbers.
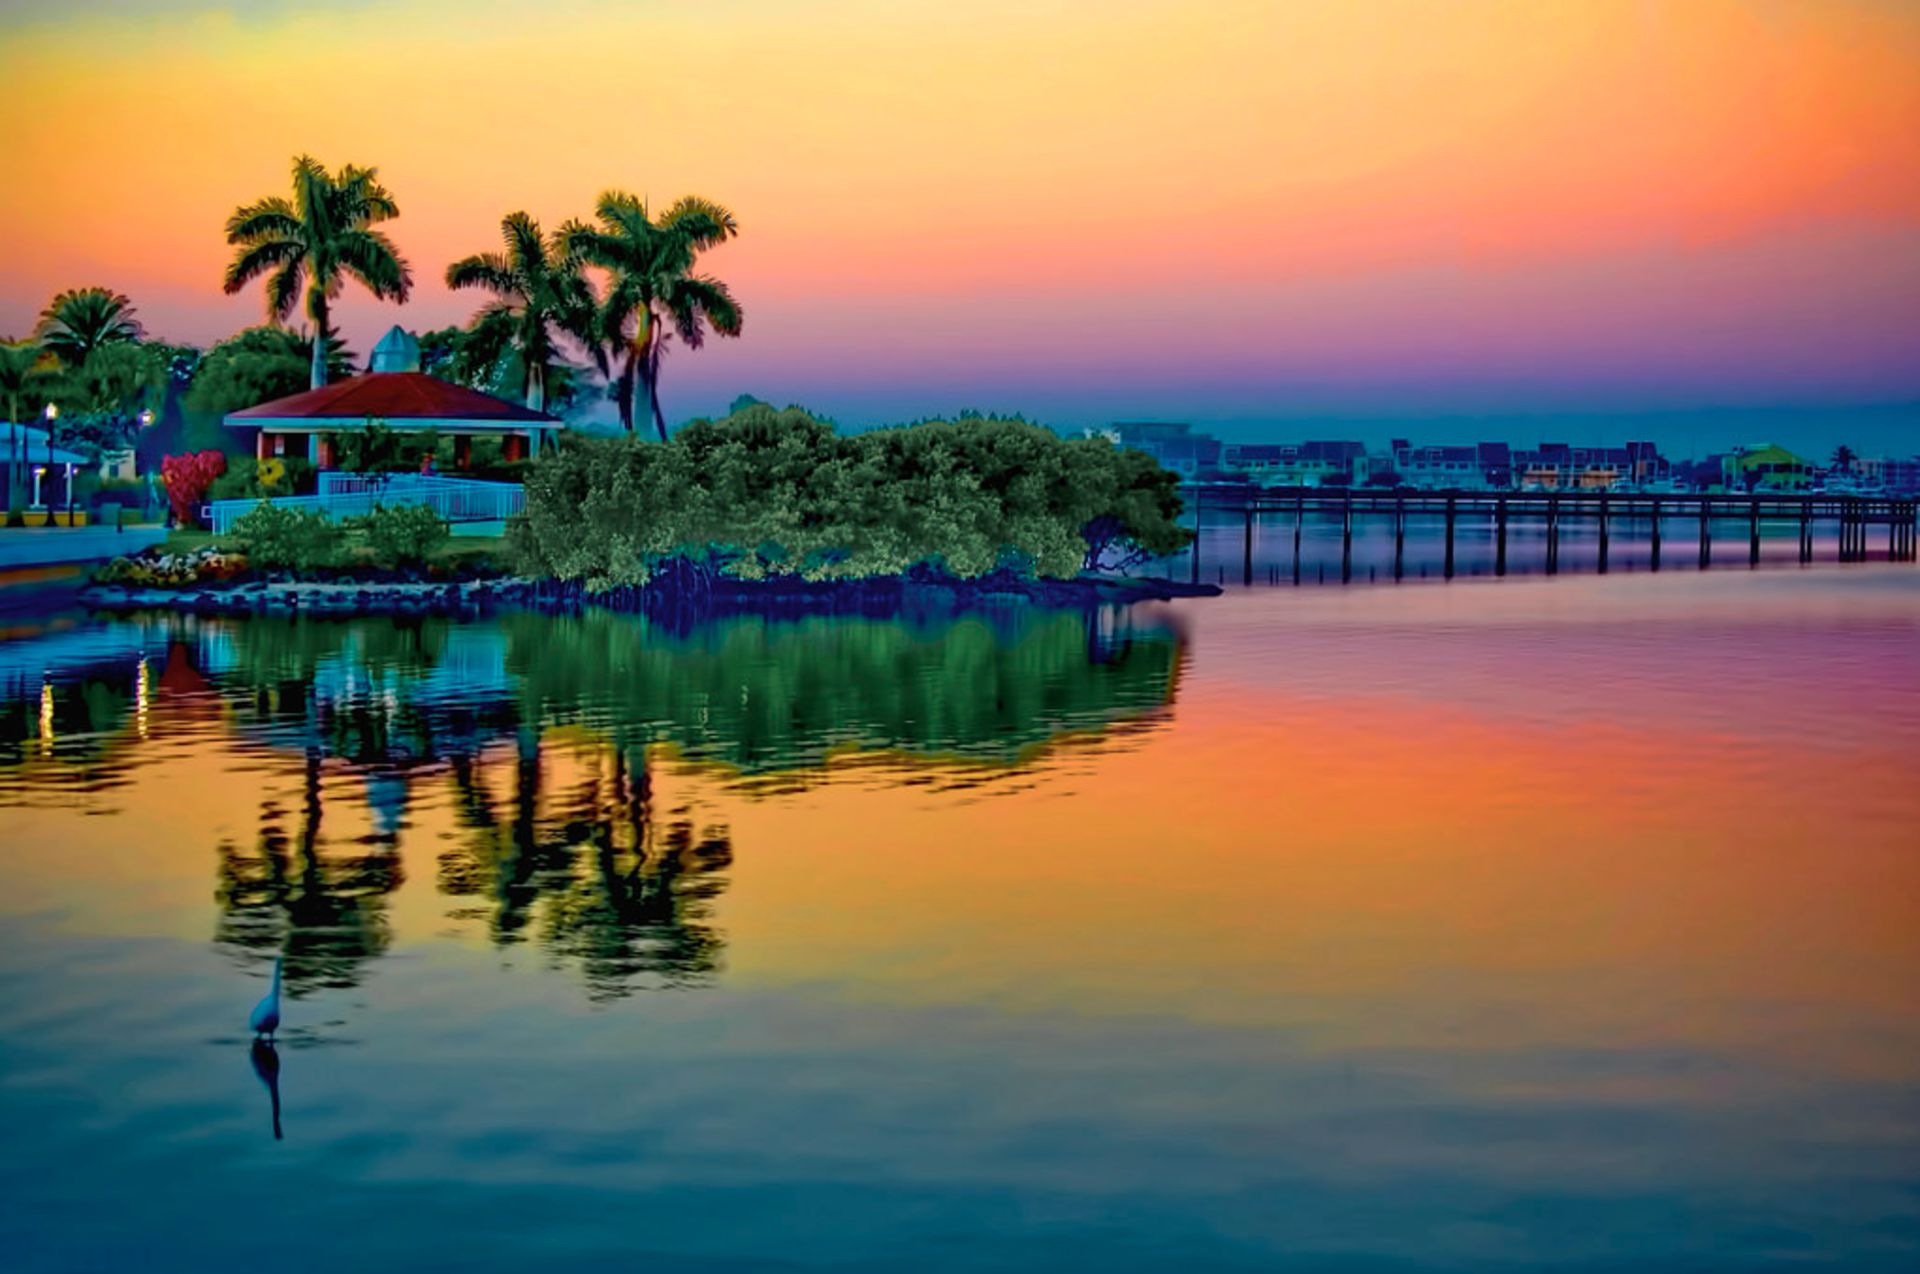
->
1721, 442, 1815, 492
1219, 440, 1369, 487
224, 326, 560, 470
1112, 421, 1223, 478
1397, 443, 1497, 491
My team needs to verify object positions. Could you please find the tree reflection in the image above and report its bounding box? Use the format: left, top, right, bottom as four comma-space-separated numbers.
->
439, 739, 732, 999
213, 748, 403, 993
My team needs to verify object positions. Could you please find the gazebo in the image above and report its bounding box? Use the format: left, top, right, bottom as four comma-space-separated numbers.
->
224, 327, 560, 469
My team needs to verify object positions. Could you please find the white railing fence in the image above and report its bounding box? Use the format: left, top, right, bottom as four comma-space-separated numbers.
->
207, 474, 525, 535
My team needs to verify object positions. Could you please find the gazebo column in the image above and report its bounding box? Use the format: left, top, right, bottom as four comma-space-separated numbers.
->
503, 433, 526, 463
316, 435, 335, 469
257, 431, 272, 461
454, 435, 472, 469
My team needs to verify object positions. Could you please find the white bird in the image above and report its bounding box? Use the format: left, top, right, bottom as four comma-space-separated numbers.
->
249, 957, 282, 1039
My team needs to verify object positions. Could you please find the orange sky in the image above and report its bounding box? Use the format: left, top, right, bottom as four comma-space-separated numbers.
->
2, 0, 1917, 431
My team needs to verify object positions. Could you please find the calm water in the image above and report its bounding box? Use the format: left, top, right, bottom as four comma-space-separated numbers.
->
3, 568, 1918, 1271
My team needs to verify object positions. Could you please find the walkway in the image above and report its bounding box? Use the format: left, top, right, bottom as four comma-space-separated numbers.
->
0, 525, 167, 570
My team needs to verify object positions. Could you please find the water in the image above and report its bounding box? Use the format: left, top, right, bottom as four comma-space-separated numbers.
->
3, 567, 1918, 1271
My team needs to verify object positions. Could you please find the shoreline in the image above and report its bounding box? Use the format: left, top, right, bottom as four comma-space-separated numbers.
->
76, 571, 1221, 618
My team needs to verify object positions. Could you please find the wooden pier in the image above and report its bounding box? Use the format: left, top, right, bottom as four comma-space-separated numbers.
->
1183, 487, 1920, 585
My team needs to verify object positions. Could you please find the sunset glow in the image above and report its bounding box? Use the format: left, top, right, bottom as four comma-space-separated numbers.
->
2, 0, 1917, 440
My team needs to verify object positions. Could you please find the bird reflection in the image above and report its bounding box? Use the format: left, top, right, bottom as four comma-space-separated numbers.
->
249, 1038, 283, 1141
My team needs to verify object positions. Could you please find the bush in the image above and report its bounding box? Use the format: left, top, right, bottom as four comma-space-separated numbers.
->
161, 450, 227, 528
232, 501, 346, 574
359, 503, 449, 570
511, 406, 1191, 590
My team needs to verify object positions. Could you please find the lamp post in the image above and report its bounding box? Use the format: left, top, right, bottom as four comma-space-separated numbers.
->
136, 408, 156, 524
41, 403, 57, 524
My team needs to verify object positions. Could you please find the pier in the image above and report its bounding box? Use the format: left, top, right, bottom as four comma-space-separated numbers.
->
1183, 488, 1920, 585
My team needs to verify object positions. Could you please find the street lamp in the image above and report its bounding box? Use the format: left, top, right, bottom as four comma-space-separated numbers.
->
40, 403, 57, 522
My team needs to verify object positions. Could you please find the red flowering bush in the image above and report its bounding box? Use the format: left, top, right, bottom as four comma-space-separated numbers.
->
160, 450, 228, 528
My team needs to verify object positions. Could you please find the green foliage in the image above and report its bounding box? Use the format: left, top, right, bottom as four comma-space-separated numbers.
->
444, 212, 595, 414
563, 191, 742, 436
223, 155, 411, 389
512, 406, 1191, 589
331, 421, 415, 473
358, 503, 448, 569
183, 326, 352, 419
35, 287, 143, 367
232, 501, 346, 573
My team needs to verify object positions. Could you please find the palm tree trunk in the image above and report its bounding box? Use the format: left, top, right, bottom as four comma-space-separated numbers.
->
526, 361, 546, 413
615, 353, 636, 432
644, 344, 668, 442
308, 292, 330, 390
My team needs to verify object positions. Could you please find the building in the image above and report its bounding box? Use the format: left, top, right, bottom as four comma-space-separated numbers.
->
1217, 440, 1367, 487
1392, 441, 1490, 490
1111, 422, 1223, 478
1721, 442, 1815, 492
224, 326, 561, 469
1, 425, 91, 517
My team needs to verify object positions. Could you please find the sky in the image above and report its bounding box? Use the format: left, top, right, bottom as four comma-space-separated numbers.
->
1, 0, 1917, 454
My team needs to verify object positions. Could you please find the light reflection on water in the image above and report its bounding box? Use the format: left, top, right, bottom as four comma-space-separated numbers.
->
1, 570, 1917, 1271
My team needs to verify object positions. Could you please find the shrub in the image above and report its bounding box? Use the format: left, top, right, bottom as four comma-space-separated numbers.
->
232, 501, 346, 574
160, 450, 227, 528
511, 406, 1191, 590
359, 503, 448, 570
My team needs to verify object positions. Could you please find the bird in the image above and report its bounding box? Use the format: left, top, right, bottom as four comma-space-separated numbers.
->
249, 956, 282, 1039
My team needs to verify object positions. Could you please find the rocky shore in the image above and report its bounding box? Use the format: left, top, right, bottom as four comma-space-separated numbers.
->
79, 571, 1220, 618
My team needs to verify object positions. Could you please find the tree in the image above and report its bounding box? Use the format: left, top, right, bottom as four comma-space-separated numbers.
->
35, 287, 143, 368
445, 212, 594, 414
1831, 444, 1858, 470
223, 155, 412, 390
564, 192, 742, 438
184, 326, 353, 420
1, 339, 52, 511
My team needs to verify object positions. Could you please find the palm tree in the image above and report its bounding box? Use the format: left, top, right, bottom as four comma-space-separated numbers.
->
223, 155, 412, 390
1831, 444, 1858, 471
0, 339, 50, 510
35, 288, 143, 368
564, 192, 742, 439
445, 212, 594, 414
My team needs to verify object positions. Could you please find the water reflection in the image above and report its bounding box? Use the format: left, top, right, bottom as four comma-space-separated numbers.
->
213, 751, 402, 994
248, 1040, 283, 1141
2, 604, 1180, 1002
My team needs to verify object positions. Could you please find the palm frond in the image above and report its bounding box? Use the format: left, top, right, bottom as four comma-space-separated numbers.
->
223, 237, 304, 294
445, 253, 522, 296
225, 197, 302, 244
660, 195, 739, 247
265, 263, 305, 322
336, 228, 412, 301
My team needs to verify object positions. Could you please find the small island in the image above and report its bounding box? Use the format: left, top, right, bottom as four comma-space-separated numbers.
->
82, 404, 1213, 618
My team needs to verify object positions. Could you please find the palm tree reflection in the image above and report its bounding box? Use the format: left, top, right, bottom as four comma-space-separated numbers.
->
214, 748, 403, 993
440, 741, 733, 999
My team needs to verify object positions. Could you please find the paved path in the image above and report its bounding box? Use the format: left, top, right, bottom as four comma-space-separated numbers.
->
0, 525, 166, 569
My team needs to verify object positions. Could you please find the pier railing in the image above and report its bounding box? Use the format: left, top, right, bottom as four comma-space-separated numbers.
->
207, 474, 525, 535
1181, 486, 1919, 585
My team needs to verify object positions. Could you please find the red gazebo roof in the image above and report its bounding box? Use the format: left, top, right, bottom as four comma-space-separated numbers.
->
226, 372, 557, 426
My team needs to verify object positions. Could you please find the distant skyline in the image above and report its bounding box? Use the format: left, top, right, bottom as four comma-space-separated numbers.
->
1, 0, 1916, 454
